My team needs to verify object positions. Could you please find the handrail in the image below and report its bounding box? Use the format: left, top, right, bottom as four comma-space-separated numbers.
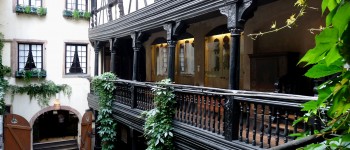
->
111, 79, 317, 101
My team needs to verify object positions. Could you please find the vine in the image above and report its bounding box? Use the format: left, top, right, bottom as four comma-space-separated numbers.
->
0, 33, 11, 114
247, 0, 317, 40
295, 0, 350, 149
142, 79, 176, 150
91, 72, 117, 150
247, 0, 350, 149
8, 80, 72, 107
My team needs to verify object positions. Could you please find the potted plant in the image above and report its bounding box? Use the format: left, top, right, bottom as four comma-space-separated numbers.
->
15, 69, 47, 82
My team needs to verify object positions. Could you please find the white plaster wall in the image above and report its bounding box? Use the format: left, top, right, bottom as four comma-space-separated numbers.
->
0, 0, 94, 142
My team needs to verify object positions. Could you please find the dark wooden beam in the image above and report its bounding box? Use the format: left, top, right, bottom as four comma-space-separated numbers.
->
89, 0, 224, 41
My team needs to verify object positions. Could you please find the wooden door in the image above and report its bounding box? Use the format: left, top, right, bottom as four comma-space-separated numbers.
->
80, 111, 93, 150
4, 114, 31, 150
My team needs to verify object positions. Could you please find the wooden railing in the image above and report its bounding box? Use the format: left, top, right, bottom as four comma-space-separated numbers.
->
106, 79, 320, 149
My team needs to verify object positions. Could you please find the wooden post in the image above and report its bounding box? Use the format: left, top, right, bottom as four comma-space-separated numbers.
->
163, 21, 187, 82
163, 23, 176, 82
131, 32, 141, 81
130, 85, 136, 109
109, 38, 117, 74
131, 32, 148, 81
229, 28, 241, 90
220, 0, 257, 141
94, 41, 101, 76
167, 40, 176, 82
130, 128, 137, 150
224, 96, 239, 141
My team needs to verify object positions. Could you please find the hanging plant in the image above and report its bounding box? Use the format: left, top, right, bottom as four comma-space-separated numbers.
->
83, 11, 91, 20
9, 80, 72, 107
142, 79, 176, 150
36, 7, 47, 16
15, 69, 47, 83
24, 5, 31, 14
72, 10, 80, 20
92, 72, 117, 150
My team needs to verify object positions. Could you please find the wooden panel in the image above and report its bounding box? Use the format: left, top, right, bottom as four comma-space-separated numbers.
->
80, 111, 93, 150
4, 114, 31, 150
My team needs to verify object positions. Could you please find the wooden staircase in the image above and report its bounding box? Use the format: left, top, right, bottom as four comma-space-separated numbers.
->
33, 140, 79, 150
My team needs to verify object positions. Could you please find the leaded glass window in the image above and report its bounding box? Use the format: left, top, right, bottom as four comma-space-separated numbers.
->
178, 39, 195, 75
18, 43, 43, 71
66, 0, 87, 11
17, 0, 42, 7
155, 44, 168, 76
65, 44, 87, 74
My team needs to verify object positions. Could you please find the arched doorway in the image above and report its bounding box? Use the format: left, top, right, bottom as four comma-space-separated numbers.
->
33, 110, 79, 143
30, 106, 82, 149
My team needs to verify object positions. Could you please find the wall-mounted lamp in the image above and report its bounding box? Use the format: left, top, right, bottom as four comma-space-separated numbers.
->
54, 99, 61, 110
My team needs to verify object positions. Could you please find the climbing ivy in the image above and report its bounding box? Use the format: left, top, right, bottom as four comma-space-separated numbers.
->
248, 0, 350, 149
142, 79, 176, 150
92, 72, 117, 150
295, 0, 350, 149
8, 81, 72, 107
0, 33, 11, 114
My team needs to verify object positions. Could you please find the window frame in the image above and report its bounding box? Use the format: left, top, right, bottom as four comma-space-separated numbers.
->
66, 0, 88, 11
65, 43, 88, 75
17, 43, 44, 71
17, 0, 42, 7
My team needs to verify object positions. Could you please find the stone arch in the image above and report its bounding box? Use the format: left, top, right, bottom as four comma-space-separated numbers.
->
29, 105, 82, 127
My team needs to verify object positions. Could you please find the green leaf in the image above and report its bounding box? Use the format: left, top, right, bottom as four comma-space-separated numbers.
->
302, 100, 319, 111
332, 2, 350, 36
317, 83, 332, 103
304, 143, 327, 150
299, 45, 328, 65
315, 28, 338, 45
342, 134, 350, 142
305, 62, 342, 78
327, 0, 338, 12
169, 132, 173, 137
325, 46, 342, 66
155, 138, 159, 146
326, 7, 337, 27
328, 97, 346, 118
322, 0, 330, 14
293, 115, 308, 126
300, 28, 338, 65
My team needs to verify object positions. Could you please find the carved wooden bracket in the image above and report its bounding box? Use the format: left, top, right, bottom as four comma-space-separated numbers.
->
94, 41, 104, 52
131, 31, 149, 50
163, 21, 189, 41
109, 38, 118, 53
220, 0, 257, 29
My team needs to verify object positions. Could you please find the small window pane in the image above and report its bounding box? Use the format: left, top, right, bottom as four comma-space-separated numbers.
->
35, 0, 42, 7
19, 51, 25, 57
24, 44, 30, 50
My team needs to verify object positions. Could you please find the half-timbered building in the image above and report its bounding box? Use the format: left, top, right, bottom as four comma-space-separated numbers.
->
88, 0, 323, 149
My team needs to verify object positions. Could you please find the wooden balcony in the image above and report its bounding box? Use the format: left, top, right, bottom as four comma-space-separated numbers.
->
87, 79, 322, 149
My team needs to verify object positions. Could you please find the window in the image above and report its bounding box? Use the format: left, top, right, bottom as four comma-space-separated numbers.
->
205, 33, 230, 77
65, 44, 87, 74
154, 44, 168, 76
178, 39, 195, 75
17, 0, 42, 7
18, 43, 43, 71
66, 0, 87, 11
